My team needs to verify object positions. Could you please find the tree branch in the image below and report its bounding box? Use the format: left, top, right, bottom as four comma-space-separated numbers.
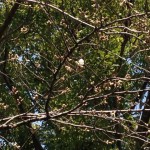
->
0, 0, 21, 43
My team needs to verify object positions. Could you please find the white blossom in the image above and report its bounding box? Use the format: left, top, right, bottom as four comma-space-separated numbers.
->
78, 58, 84, 66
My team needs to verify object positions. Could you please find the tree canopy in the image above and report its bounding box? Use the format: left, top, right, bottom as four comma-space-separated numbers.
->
0, 0, 150, 149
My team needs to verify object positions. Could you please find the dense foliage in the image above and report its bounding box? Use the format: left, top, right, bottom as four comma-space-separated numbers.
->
0, 0, 150, 149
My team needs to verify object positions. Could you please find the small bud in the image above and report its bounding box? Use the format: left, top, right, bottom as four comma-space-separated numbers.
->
78, 95, 84, 99
62, 104, 66, 108
65, 66, 73, 72
20, 26, 28, 34
33, 95, 39, 100
125, 74, 131, 79
90, 81, 94, 85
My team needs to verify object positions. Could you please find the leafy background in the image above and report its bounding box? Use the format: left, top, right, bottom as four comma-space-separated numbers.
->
0, 0, 150, 149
